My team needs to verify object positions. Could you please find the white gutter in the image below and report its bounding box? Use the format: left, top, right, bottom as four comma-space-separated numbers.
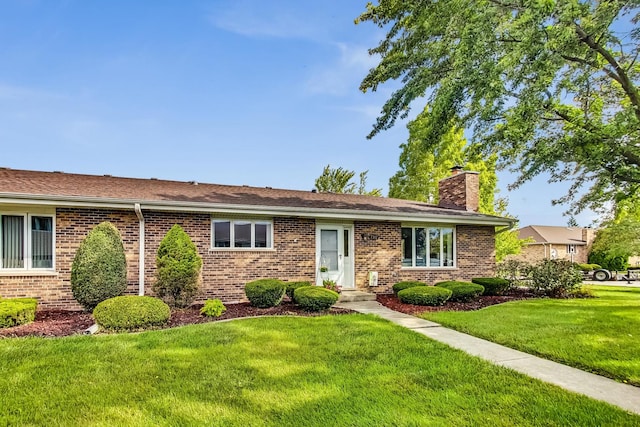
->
134, 203, 145, 296
0, 193, 514, 227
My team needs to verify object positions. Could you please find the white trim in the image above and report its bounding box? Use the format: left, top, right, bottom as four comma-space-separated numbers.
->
134, 203, 145, 296
211, 218, 274, 250
0, 211, 55, 271
401, 224, 456, 269
0, 193, 514, 226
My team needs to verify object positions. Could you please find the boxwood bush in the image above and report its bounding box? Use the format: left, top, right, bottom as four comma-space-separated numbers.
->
576, 263, 602, 272
435, 281, 484, 302
471, 277, 510, 296
71, 222, 127, 311
397, 286, 452, 306
392, 281, 426, 295
293, 286, 339, 311
245, 279, 286, 308
93, 296, 171, 330
0, 298, 38, 328
285, 281, 312, 301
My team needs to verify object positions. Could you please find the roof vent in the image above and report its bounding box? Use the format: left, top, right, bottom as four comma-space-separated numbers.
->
104, 174, 112, 177
53, 170, 63, 173
188, 181, 198, 186
311, 189, 317, 193
150, 177, 158, 180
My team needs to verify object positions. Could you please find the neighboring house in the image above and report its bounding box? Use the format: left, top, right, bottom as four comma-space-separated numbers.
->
507, 225, 596, 264
0, 167, 512, 310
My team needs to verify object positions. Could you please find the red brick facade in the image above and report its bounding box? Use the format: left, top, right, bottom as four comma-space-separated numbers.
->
0, 207, 496, 309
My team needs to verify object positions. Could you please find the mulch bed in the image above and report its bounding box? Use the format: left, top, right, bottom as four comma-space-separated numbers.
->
0, 301, 353, 338
0, 289, 537, 338
376, 288, 537, 315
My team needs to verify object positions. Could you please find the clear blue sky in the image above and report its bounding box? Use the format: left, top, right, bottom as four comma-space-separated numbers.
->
0, 0, 601, 227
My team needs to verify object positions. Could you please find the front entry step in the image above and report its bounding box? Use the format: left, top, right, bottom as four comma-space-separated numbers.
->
337, 290, 377, 303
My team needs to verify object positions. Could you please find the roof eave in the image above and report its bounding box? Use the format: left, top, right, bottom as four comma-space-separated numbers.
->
0, 193, 514, 227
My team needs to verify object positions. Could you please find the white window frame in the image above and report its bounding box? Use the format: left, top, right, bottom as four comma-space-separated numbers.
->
401, 224, 456, 269
567, 244, 577, 254
211, 218, 274, 250
0, 212, 56, 271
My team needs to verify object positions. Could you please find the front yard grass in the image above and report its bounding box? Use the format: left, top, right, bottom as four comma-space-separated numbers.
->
1, 314, 639, 426
422, 286, 640, 386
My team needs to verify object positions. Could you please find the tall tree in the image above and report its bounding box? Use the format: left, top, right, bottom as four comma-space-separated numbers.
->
389, 107, 526, 260
315, 165, 382, 196
357, 0, 640, 213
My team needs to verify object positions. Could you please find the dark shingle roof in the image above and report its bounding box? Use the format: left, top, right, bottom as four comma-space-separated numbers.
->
0, 168, 511, 224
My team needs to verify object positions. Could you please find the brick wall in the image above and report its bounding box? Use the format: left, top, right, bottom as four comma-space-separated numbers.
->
1, 207, 498, 309
354, 222, 496, 293
438, 172, 480, 212
143, 212, 315, 303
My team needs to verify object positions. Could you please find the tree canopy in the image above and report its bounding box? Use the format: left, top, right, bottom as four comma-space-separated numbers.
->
357, 0, 640, 213
314, 165, 383, 196
389, 106, 527, 260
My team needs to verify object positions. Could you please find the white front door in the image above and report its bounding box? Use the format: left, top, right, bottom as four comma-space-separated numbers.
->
316, 224, 354, 289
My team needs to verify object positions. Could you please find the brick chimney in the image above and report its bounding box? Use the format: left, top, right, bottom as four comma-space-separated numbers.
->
581, 227, 595, 247
438, 166, 480, 212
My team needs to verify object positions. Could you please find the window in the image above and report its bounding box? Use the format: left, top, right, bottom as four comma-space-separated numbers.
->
401, 225, 455, 268
212, 219, 273, 249
0, 213, 54, 270
567, 244, 576, 254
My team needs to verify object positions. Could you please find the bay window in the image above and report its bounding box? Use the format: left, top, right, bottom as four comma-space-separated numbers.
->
1, 213, 54, 270
212, 219, 273, 249
402, 225, 455, 268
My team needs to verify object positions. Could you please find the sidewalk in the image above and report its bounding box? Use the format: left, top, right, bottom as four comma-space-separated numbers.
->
335, 300, 640, 416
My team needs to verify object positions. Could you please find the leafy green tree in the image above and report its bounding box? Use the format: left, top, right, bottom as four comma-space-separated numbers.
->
315, 165, 382, 196
389, 107, 526, 261
154, 224, 202, 308
357, 0, 640, 213
71, 222, 127, 311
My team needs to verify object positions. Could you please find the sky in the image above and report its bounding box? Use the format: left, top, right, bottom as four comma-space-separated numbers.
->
0, 0, 603, 227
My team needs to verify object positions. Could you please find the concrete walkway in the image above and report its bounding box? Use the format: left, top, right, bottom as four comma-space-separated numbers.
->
335, 300, 640, 416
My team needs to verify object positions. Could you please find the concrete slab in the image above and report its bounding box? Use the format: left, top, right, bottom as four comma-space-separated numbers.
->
338, 300, 640, 416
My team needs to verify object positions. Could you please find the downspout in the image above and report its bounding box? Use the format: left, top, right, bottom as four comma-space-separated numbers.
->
134, 203, 145, 296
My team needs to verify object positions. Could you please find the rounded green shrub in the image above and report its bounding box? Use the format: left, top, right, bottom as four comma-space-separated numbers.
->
435, 281, 484, 302
200, 299, 226, 318
0, 298, 38, 328
245, 279, 286, 308
471, 277, 510, 296
294, 286, 339, 311
93, 296, 170, 330
285, 281, 312, 301
397, 286, 452, 306
392, 281, 426, 294
153, 224, 203, 308
71, 222, 127, 311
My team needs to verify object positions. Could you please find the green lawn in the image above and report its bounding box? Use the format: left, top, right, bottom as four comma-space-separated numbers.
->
422, 286, 640, 386
1, 315, 638, 426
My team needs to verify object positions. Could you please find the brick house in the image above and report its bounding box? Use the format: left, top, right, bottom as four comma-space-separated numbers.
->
507, 225, 596, 264
0, 167, 512, 310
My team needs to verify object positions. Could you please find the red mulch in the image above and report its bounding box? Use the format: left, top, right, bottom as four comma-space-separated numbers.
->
0, 290, 537, 339
0, 301, 353, 338
376, 288, 537, 315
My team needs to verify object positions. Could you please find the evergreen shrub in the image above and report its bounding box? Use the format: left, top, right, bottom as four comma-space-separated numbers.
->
71, 222, 127, 311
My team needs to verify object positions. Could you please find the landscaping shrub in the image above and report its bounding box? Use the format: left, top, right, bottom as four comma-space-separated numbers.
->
245, 279, 286, 308
471, 277, 510, 296
397, 286, 452, 306
285, 281, 312, 301
0, 298, 38, 328
576, 263, 602, 272
392, 281, 426, 295
322, 279, 341, 293
71, 222, 127, 311
154, 224, 202, 308
496, 259, 532, 287
528, 259, 584, 297
93, 296, 170, 330
200, 299, 226, 318
435, 281, 484, 302
294, 286, 339, 311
